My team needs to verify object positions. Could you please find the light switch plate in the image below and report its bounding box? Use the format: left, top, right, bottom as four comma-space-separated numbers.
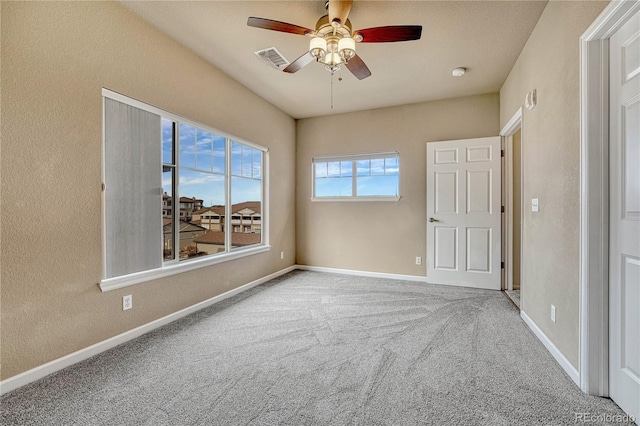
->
531, 198, 539, 212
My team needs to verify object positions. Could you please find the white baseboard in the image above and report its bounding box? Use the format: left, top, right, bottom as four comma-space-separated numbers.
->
520, 310, 580, 386
5, 264, 584, 397
296, 264, 427, 283
0, 265, 296, 396
296, 265, 427, 283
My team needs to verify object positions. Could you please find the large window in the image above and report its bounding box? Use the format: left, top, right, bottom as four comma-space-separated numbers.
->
102, 90, 268, 290
312, 152, 400, 200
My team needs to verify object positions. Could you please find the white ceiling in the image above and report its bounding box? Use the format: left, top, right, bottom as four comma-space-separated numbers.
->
121, 1, 548, 119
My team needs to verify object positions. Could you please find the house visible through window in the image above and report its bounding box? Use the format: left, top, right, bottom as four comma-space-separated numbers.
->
102, 89, 268, 287
312, 152, 400, 200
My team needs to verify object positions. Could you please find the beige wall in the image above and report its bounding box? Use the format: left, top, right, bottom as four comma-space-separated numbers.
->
296, 94, 500, 275
1, 2, 296, 379
500, 0, 607, 369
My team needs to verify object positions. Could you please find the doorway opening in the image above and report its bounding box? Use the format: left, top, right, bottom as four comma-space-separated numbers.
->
500, 108, 524, 309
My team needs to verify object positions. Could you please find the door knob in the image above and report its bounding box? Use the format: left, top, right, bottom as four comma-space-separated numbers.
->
429, 217, 439, 222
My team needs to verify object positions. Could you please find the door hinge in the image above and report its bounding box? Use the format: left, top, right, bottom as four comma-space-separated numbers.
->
501, 205, 505, 213
501, 149, 505, 157
101, 183, 105, 191
501, 261, 505, 269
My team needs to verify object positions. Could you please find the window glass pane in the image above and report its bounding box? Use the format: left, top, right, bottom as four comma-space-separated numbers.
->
162, 119, 173, 165
252, 150, 262, 179
179, 123, 196, 169
213, 135, 226, 174
178, 169, 225, 260
327, 161, 341, 177
370, 158, 385, 176
357, 160, 370, 176
231, 141, 242, 176
315, 162, 327, 178
357, 175, 398, 196
315, 177, 352, 197
242, 146, 253, 178
231, 176, 262, 248
385, 157, 399, 176
195, 129, 212, 172
341, 161, 353, 177
162, 167, 174, 261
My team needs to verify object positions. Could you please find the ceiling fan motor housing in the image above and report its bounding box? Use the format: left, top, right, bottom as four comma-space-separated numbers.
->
315, 15, 352, 35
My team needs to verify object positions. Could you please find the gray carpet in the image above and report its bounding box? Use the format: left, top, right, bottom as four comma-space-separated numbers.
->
1, 271, 633, 425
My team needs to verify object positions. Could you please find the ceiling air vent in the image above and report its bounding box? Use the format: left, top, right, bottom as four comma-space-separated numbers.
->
254, 47, 290, 70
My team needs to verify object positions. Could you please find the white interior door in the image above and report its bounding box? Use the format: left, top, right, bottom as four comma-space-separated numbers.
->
426, 137, 501, 290
609, 9, 640, 420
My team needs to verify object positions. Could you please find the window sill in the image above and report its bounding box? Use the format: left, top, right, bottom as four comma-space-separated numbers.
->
310, 196, 401, 202
99, 245, 271, 292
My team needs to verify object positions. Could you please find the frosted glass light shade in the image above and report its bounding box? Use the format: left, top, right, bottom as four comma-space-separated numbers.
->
338, 37, 356, 61
323, 52, 343, 66
309, 37, 327, 59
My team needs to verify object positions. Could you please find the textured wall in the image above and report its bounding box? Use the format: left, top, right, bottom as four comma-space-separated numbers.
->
1, 2, 296, 379
296, 94, 500, 275
499, 0, 608, 369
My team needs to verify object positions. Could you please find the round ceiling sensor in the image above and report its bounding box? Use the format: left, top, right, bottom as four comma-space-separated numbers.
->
452, 67, 466, 77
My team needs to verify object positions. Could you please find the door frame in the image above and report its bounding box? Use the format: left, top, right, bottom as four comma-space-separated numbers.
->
500, 108, 523, 293
579, 0, 640, 397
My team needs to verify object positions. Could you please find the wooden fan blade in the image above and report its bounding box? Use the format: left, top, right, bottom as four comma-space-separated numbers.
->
283, 52, 315, 74
345, 54, 371, 80
354, 25, 422, 43
247, 17, 314, 36
328, 0, 352, 27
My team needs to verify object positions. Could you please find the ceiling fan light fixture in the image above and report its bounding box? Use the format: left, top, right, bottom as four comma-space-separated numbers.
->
338, 37, 356, 61
248, 0, 421, 81
323, 51, 343, 66
309, 37, 327, 59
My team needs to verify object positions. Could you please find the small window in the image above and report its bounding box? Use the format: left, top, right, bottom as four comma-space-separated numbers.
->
312, 152, 400, 200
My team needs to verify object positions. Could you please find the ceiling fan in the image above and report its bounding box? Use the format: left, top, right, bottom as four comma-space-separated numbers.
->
247, 0, 422, 80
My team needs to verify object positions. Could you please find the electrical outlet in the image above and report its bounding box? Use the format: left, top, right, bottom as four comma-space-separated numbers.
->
280, 251, 284, 260
551, 305, 556, 323
416, 256, 422, 265
123, 295, 132, 311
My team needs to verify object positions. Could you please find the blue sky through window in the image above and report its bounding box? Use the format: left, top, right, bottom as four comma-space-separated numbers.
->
163, 122, 262, 207
315, 155, 399, 198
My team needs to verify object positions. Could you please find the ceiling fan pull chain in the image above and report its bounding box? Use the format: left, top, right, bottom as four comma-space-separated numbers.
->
330, 72, 334, 109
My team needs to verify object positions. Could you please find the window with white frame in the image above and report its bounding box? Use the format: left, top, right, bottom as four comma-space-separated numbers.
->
312, 152, 400, 200
102, 90, 268, 289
